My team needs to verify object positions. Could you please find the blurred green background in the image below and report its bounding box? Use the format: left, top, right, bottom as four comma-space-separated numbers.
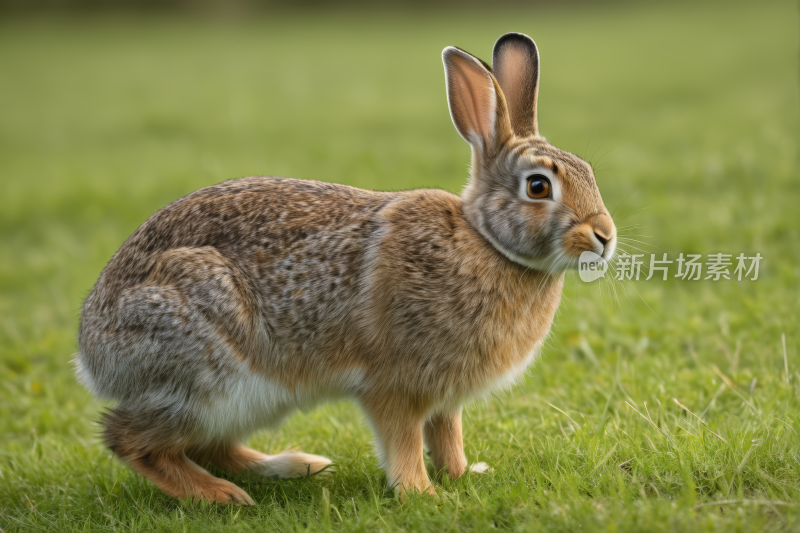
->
0, 1, 798, 531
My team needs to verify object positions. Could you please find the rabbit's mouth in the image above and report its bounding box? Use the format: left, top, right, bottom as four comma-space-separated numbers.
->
559, 213, 617, 268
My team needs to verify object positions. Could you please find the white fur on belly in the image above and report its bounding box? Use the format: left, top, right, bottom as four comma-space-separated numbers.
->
487, 341, 543, 395
196, 362, 365, 443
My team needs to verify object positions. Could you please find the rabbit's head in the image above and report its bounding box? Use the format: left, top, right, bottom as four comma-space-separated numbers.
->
444, 33, 616, 273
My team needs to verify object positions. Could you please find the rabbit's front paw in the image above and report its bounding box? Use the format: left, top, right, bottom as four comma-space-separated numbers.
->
395, 481, 437, 500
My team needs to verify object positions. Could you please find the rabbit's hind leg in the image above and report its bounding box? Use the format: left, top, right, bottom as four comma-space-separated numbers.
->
102, 408, 254, 505
188, 444, 333, 478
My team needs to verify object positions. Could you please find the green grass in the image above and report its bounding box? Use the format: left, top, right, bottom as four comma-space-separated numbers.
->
1, 2, 798, 531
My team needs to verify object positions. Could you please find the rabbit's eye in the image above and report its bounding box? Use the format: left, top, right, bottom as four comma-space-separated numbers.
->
526, 175, 551, 199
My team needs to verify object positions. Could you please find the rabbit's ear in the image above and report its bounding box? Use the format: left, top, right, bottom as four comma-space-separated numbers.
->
443, 46, 510, 150
492, 33, 540, 137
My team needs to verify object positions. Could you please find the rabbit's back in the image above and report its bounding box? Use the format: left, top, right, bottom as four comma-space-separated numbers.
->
77, 178, 395, 415
86, 176, 393, 301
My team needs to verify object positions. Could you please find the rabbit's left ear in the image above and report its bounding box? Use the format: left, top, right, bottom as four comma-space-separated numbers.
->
492, 33, 540, 137
443, 46, 511, 151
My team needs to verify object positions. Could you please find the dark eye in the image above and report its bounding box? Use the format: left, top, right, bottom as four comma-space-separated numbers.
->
526, 175, 551, 199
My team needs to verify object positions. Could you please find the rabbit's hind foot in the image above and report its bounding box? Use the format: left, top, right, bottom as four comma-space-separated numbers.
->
126, 449, 255, 505
102, 408, 254, 505
255, 450, 333, 478
188, 444, 333, 478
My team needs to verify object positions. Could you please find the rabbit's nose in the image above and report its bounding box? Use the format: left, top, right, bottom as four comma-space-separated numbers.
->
589, 214, 616, 255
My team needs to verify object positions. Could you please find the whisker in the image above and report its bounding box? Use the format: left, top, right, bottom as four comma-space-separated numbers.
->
615, 273, 638, 309
597, 265, 606, 310
608, 253, 661, 320
541, 250, 566, 293
616, 238, 663, 253
517, 264, 532, 288
605, 259, 626, 312
614, 206, 651, 223
615, 243, 657, 260
563, 269, 578, 296
603, 257, 623, 307
583, 128, 595, 162
560, 272, 577, 321
589, 139, 609, 167
537, 246, 567, 294
594, 144, 618, 167
610, 188, 641, 219
601, 266, 615, 309
593, 156, 619, 173
607, 256, 638, 309
611, 276, 625, 314
626, 279, 662, 322
615, 224, 653, 231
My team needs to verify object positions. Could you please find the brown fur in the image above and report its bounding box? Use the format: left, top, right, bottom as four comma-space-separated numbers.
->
75, 33, 616, 503
127, 449, 255, 505
424, 409, 467, 480
187, 444, 269, 473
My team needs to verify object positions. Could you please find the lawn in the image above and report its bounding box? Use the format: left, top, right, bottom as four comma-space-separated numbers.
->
0, 1, 798, 531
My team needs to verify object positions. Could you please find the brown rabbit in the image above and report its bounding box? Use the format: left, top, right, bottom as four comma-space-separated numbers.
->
76, 32, 616, 504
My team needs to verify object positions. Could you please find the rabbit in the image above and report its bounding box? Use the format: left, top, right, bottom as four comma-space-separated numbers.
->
75, 32, 616, 505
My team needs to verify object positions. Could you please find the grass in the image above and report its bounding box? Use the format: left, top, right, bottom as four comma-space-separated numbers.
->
0, 1, 798, 531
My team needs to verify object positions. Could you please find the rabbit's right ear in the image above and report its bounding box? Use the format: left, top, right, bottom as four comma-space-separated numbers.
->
492, 33, 540, 137
443, 47, 510, 150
